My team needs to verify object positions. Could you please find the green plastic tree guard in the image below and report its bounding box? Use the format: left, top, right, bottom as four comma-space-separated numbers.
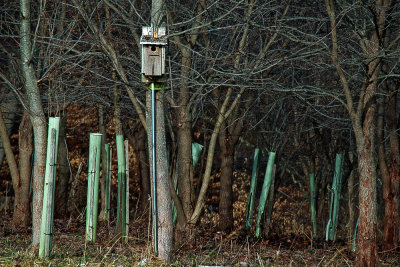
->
245, 148, 261, 230
326, 153, 343, 241
172, 163, 178, 225
192, 142, 204, 169
255, 152, 276, 238
39, 117, 60, 258
352, 218, 359, 252
309, 173, 317, 238
104, 143, 111, 221
124, 139, 129, 242
115, 135, 126, 238
85, 133, 102, 242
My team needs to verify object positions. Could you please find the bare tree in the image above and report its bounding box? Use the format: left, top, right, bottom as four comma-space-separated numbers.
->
324, 0, 397, 265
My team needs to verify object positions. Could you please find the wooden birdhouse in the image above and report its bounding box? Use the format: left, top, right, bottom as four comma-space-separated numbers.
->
140, 26, 167, 82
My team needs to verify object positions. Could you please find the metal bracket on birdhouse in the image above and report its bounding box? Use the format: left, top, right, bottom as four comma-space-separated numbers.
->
140, 26, 167, 84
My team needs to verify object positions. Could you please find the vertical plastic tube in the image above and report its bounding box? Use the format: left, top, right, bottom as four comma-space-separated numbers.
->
331, 153, 343, 240
192, 142, 204, 169
104, 143, 111, 221
87, 147, 96, 241
352, 218, 359, 252
85, 133, 102, 242
255, 152, 276, 238
151, 85, 158, 255
39, 117, 60, 258
245, 148, 260, 230
115, 134, 126, 238
326, 153, 343, 241
124, 139, 129, 242
309, 173, 317, 238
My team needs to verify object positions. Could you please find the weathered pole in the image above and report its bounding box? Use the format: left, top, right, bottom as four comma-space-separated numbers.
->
144, 0, 173, 261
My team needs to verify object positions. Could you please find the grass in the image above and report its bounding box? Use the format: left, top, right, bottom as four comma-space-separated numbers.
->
1, 217, 400, 266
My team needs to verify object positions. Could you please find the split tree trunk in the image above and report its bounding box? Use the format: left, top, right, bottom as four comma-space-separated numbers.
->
14, 111, 33, 226
0, 110, 32, 227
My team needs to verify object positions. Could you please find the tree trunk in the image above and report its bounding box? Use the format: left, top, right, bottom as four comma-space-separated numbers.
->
218, 128, 234, 231
98, 105, 107, 220
347, 166, 357, 246
20, 0, 47, 251
176, 49, 194, 229
176, 108, 193, 227
14, 111, 33, 227
355, 142, 377, 266
354, 53, 379, 267
0, 110, 32, 227
381, 92, 400, 249
55, 116, 70, 219
113, 84, 124, 238
136, 127, 151, 213
0, 90, 18, 169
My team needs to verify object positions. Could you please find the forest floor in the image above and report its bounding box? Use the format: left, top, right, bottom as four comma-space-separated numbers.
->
1, 212, 399, 266
1, 105, 399, 266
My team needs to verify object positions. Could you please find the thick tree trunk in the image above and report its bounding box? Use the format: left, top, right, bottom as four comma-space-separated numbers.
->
20, 0, 47, 251
381, 92, 400, 249
355, 68, 378, 267
14, 112, 33, 227
347, 167, 357, 246
218, 127, 234, 231
0, 110, 32, 227
355, 144, 377, 266
55, 116, 70, 218
176, 49, 194, 229
176, 109, 193, 226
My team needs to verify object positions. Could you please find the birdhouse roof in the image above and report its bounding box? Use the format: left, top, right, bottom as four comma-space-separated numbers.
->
140, 26, 168, 45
